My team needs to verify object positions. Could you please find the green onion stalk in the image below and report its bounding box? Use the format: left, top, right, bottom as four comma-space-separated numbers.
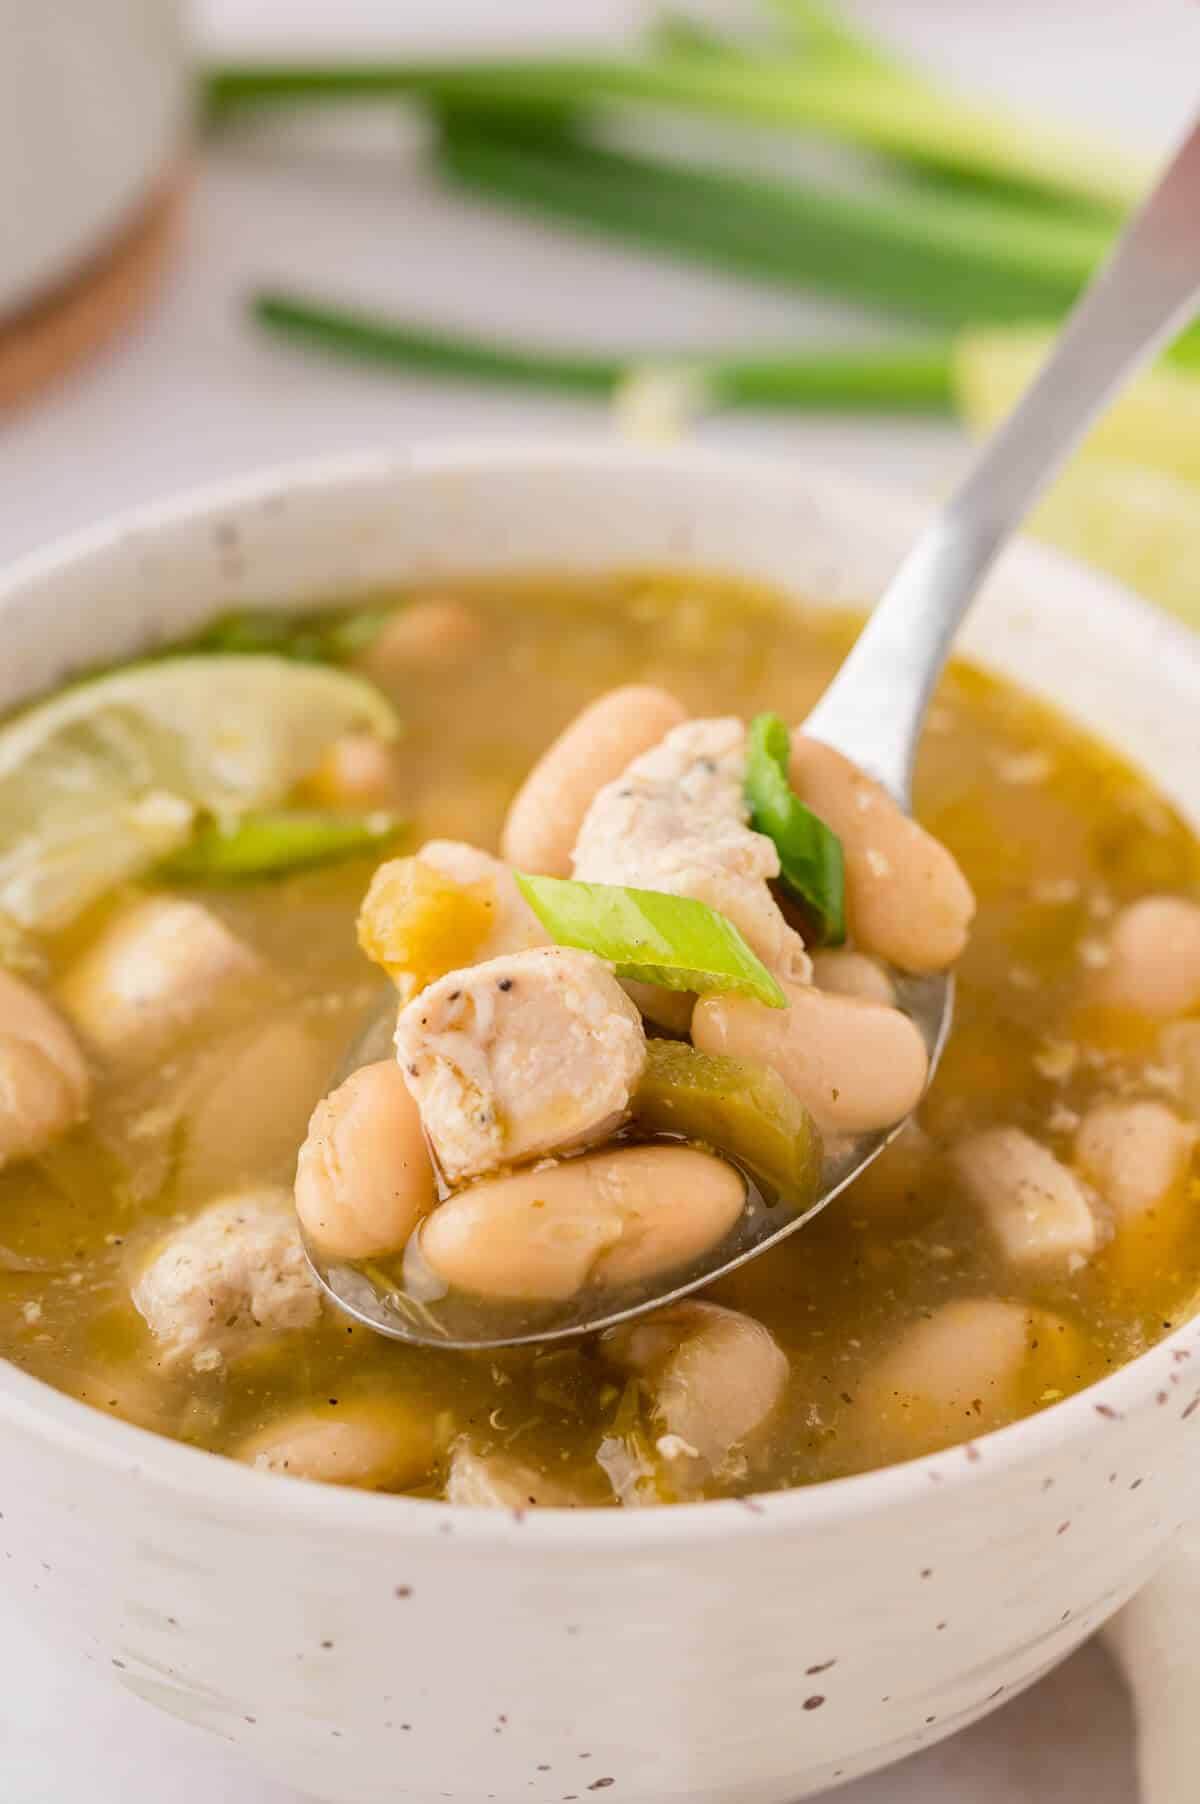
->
251, 291, 955, 417
203, 37, 1145, 218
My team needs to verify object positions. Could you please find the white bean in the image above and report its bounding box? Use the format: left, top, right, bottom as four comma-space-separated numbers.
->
0, 970, 91, 1171
1101, 897, 1200, 1017
74, 1362, 170, 1433
177, 1010, 334, 1201
501, 685, 686, 877
621, 979, 695, 1037
308, 730, 400, 807
950, 1126, 1097, 1276
868, 1299, 1030, 1418
603, 1300, 788, 1475
445, 1440, 585, 1508
58, 895, 263, 1064
361, 596, 484, 677
295, 1060, 436, 1261
1074, 1099, 1195, 1223
692, 980, 928, 1135
788, 734, 974, 973
419, 1144, 745, 1302
810, 948, 896, 1006
861, 1299, 1083, 1454
239, 1400, 435, 1490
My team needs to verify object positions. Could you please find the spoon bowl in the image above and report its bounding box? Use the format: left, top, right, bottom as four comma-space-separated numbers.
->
302, 969, 954, 1349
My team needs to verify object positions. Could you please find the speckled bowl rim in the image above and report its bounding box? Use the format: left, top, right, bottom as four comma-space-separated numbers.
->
2, 442, 1199, 1551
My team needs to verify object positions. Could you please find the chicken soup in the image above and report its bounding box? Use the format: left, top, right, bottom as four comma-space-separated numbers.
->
1, 570, 1197, 1505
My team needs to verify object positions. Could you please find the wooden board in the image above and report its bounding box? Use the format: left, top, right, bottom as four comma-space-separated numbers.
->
0, 168, 185, 412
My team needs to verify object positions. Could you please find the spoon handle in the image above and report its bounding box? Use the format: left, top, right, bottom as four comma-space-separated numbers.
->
803, 111, 1200, 804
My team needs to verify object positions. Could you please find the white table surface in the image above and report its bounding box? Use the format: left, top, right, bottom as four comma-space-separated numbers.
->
2, 2, 1197, 1798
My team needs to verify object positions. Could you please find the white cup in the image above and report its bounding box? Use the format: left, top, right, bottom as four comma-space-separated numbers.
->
0, 0, 188, 321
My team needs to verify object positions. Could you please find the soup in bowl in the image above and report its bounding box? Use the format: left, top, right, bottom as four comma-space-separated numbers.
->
1, 448, 1198, 1803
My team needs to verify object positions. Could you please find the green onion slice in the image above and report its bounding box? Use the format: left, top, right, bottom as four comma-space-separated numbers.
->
745, 712, 845, 945
160, 809, 405, 881
514, 874, 786, 1007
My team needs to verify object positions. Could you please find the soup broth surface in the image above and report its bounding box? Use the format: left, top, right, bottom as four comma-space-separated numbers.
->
3, 569, 1198, 1501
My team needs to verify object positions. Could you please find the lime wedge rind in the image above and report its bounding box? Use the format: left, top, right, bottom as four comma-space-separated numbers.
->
0, 656, 398, 932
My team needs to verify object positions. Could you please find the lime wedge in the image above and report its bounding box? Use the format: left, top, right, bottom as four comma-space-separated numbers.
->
954, 328, 1200, 487
0, 656, 397, 932
1021, 458, 1200, 632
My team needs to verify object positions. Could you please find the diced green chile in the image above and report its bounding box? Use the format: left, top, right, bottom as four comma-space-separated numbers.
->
745, 712, 845, 945
632, 1039, 822, 1211
515, 874, 786, 1007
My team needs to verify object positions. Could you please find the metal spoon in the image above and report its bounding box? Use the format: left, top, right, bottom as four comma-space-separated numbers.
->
309, 111, 1200, 1350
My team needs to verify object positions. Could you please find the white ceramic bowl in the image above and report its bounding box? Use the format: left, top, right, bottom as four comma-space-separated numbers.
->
2, 447, 1199, 1804
0, 0, 187, 318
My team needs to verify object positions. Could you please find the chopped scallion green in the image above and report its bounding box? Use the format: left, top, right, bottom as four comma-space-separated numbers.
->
160, 809, 405, 881
187, 604, 395, 665
514, 874, 786, 1007
745, 712, 845, 945
250, 290, 954, 415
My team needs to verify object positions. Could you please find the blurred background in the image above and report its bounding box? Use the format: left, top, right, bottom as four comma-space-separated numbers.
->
2, 0, 1198, 628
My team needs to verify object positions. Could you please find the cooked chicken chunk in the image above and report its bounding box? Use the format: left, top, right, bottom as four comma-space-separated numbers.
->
132, 1186, 321, 1371
572, 717, 811, 983
395, 946, 645, 1184
358, 839, 546, 1001
420, 840, 547, 955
